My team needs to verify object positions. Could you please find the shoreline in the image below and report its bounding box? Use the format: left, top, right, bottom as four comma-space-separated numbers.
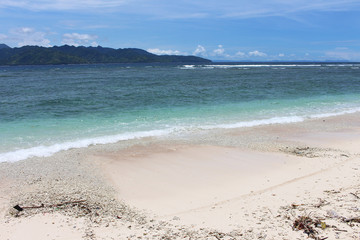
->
2, 107, 360, 163
1, 113, 360, 239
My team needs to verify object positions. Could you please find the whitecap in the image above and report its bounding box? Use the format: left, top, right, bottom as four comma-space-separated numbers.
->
0, 129, 173, 163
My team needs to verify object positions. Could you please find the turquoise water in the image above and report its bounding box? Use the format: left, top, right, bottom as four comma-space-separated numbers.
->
1, 63, 360, 162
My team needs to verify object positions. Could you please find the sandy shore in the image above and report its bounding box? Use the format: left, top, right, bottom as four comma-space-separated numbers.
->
1, 113, 360, 239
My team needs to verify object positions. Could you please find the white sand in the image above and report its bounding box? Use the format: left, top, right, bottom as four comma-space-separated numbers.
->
1, 113, 360, 239
98, 146, 339, 215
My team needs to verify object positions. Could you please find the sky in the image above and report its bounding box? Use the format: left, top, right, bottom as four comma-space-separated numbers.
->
1, 0, 360, 61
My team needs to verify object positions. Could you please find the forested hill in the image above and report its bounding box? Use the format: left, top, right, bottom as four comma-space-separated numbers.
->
0, 45, 211, 65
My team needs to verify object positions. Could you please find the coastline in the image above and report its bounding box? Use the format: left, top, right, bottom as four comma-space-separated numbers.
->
1, 112, 360, 239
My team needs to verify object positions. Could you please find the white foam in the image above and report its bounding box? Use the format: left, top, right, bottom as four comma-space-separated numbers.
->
201, 116, 305, 130
309, 107, 360, 119
179, 64, 356, 69
325, 64, 352, 67
180, 65, 195, 69
208, 64, 323, 68
0, 129, 173, 163
3, 107, 360, 163
200, 107, 360, 131
185, 64, 323, 69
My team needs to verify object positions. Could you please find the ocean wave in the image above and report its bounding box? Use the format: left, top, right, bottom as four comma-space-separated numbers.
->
203, 64, 322, 68
200, 107, 360, 130
0, 129, 173, 163
309, 107, 360, 119
2, 107, 360, 163
201, 116, 305, 130
179, 64, 357, 69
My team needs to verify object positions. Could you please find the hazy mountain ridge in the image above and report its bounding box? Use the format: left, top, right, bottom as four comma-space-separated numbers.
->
0, 44, 11, 49
0, 45, 211, 65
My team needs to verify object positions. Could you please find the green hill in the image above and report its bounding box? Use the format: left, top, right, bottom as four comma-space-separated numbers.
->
0, 45, 211, 65
0, 44, 10, 49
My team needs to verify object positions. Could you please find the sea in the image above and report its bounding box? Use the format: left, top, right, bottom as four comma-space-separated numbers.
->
1, 62, 360, 162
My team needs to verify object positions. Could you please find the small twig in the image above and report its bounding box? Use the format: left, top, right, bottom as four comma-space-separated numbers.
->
331, 226, 347, 232
22, 204, 45, 209
344, 217, 360, 223
291, 203, 305, 209
350, 192, 360, 199
267, 207, 274, 217
14, 200, 86, 211
48, 200, 86, 208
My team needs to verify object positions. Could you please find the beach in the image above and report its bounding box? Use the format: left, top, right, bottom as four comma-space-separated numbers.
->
1, 112, 360, 240
1, 0, 360, 238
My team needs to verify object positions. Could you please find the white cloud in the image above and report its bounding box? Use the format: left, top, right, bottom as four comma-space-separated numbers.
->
0, 0, 26, 9
20, 27, 32, 34
195, 47, 271, 60
0, 33, 7, 40
236, 51, 246, 57
1, 1, 359, 19
248, 50, 267, 57
213, 45, 225, 56
212, 44, 231, 58
278, 53, 285, 57
8, 27, 51, 47
204, 1, 360, 19
335, 47, 349, 50
147, 48, 182, 55
62, 33, 98, 47
193, 45, 207, 56
0, 0, 128, 11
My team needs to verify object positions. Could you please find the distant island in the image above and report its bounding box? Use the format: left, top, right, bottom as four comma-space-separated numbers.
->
0, 44, 211, 65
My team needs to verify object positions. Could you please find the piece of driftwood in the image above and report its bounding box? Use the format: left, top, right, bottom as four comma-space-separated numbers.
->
13, 200, 86, 211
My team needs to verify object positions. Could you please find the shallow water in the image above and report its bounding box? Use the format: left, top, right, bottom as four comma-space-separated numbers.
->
1, 62, 360, 162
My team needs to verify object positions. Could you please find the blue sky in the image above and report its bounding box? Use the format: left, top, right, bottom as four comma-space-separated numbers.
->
1, 0, 360, 61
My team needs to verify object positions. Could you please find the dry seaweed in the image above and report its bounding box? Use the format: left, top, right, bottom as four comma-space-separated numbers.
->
293, 214, 327, 240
